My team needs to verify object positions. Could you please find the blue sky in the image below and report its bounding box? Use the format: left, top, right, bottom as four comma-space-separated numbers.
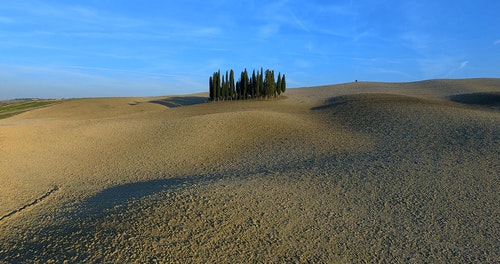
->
1, 0, 499, 99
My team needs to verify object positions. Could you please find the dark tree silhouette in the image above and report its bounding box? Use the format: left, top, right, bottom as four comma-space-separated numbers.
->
230, 69, 235, 100
242, 69, 249, 99
264, 69, 276, 98
216, 70, 221, 100
281, 74, 286, 94
209, 67, 286, 101
225, 70, 229, 100
276, 72, 282, 96
251, 69, 257, 99
255, 70, 261, 98
209, 76, 214, 101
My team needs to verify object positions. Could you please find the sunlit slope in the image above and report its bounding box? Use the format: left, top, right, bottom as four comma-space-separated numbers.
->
0, 95, 368, 216
289, 78, 500, 102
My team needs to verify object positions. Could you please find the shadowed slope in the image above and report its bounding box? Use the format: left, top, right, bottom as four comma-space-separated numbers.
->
149, 96, 208, 108
449, 92, 500, 108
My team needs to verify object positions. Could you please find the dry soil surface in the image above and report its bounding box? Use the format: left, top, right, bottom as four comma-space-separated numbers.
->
0, 79, 499, 263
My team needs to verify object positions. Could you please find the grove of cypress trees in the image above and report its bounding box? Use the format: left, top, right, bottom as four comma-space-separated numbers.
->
208, 67, 286, 101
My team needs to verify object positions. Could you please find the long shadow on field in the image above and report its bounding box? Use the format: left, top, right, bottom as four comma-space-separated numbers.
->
2, 150, 341, 261
79, 178, 199, 217
449, 92, 500, 108
310, 97, 349, 111
2, 164, 316, 262
150, 96, 207, 108
0, 177, 206, 262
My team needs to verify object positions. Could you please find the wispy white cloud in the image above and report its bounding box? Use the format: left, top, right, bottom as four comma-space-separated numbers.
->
320, 2, 357, 16
354, 56, 413, 80
252, 1, 356, 38
495, 39, 500, 45
418, 57, 470, 78
3, 1, 146, 32
0, 0, 226, 61
289, 11, 310, 32
0, 63, 192, 99
418, 57, 452, 78
459, 61, 469, 70
446, 60, 469, 77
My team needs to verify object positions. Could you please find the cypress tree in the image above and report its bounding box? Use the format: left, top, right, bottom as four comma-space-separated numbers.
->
217, 69, 221, 101
222, 75, 227, 100
239, 70, 244, 99
264, 69, 276, 98
236, 81, 240, 100
255, 70, 260, 98
220, 72, 226, 101
263, 69, 269, 98
214, 71, 218, 101
242, 69, 248, 99
272, 70, 276, 97
220, 72, 225, 101
281, 74, 286, 94
220, 72, 225, 100
276, 72, 282, 96
209, 76, 214, 101
263, 70, 267, 97
251, 69, 257, 99
225, 70, 229, 100
230, 69, 235, 100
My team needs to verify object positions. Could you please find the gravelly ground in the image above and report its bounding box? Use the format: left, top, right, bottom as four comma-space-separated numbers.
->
0, 79, 499, 263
